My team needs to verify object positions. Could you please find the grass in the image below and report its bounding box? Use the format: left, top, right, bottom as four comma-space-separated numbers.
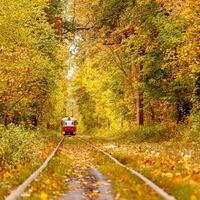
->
80, 123, 180, 144
173, 183, 198, 200
0, 164, 41, 200
111, 145, 200, 200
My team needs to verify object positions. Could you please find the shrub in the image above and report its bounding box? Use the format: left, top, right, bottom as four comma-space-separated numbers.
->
126, 124, 172, 142
0, 124, 40, 168
184, 112, 200, 142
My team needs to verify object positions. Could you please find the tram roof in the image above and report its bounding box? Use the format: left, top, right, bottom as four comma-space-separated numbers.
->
62, 117, 77, 121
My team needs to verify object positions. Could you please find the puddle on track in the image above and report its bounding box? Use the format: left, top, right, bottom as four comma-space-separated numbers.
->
59, 167, 113, 200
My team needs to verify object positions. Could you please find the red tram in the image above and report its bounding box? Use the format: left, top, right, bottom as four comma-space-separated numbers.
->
61, 117, 77, 136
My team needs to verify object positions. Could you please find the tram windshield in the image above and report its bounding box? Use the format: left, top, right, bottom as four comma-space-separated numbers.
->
63, 120, 74, 126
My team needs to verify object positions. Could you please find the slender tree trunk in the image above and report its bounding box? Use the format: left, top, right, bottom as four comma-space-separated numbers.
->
194, 72, 200, 111
133, 64, 144, 126
120, 113, 124, 128
149, 103, 155, 123
107, 119, 110, 129
3, 112, 9, 127
97, 115, 100, 128
136, 90, 144, 126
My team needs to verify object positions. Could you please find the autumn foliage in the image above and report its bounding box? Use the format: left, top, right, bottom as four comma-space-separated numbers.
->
0, 0, 68, 127
67, 0, 200, 139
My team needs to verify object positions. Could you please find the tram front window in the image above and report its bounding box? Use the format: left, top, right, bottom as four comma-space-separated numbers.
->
63, 120, 74, 126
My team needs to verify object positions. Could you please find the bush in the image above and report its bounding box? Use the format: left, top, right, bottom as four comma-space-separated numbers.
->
126, 124, 172, 142
0, 124, 40, 168
184, 112, 200, 142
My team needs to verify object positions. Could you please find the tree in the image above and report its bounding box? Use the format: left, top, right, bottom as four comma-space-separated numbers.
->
0, 0, 68, 127
63, 0, 199, 130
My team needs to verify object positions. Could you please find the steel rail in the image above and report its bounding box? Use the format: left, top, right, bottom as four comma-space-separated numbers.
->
77, 137, 176, 200
6, 137, 65, 200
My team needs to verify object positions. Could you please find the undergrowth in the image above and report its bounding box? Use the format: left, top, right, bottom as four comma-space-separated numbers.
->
81, 124, 177, 143
82, 119, 200, 143
0, 124, 40, 169
0, 124, 61, 199
83, 121, 200, 200
184, 112, 200, 142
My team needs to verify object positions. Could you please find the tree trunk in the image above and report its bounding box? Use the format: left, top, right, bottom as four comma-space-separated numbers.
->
120, 113, 124, 128
3, 112, 9, 127
97, 115, 100, 128
107, 119, 110, 129
149, 103, 155, 123
136, 90, 144, 126
133, 63, 144, 126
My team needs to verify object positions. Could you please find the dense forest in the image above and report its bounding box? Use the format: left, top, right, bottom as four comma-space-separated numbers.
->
0, 0, 200, 199
67, 0, 199, 139
0, 0, 68, 128
0, 0, 199, 139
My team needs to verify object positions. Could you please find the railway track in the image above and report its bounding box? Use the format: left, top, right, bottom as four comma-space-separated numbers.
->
6, 136, 176, 200
77, 136, 176, 200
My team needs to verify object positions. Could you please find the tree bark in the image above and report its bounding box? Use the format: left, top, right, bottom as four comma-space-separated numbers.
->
120, 113, 124, 128
136, 90, 144, 126
107, 119, 110, 129
149, 103, 155, 123
134, 64, 144, 126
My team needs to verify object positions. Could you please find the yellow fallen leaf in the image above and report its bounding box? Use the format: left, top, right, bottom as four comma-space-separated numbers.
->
115, 192, 121, 200
4, 172, 12, 178
44, 179, 51, 185
183, 175, 191, 182
190, 195, 197, 200
40, 191, 48, 200
88, 190, 100, 197
163, 172, 173, 178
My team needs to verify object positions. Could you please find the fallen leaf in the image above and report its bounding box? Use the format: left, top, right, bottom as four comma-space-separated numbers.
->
40, 191, 48, 200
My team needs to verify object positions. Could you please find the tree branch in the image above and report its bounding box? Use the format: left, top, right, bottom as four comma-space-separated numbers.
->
106, 45, 127, 76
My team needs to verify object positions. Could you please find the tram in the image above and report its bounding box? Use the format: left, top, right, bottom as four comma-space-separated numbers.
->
61, 117, 77, 136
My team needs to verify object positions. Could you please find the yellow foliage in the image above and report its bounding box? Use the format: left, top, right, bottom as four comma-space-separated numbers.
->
40, 191, 48, 200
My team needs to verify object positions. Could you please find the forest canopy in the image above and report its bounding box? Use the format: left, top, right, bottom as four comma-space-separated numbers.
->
67, 0, 200, 136
0, 1, 200, 199
0, 0, 68, 127
0, 0, 199, 140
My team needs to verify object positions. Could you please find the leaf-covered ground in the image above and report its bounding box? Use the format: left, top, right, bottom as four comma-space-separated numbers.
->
16, 137, 164, 200
2, 134, 200, 200
84, 135, 200, 200
0, 129, 61, 200
19, 138, 93, 200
